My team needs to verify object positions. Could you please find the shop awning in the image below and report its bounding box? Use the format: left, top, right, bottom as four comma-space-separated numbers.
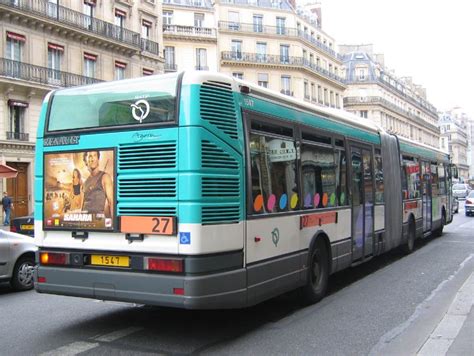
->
0, 163, 18, 178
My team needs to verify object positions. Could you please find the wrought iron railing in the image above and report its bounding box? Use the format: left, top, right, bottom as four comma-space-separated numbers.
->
220, 0, 292, 10
1, 0, 160, 54
6, 131, 29, 141
0, 58, 103, 87
195, 65, 209, 70
221, 51, 345, 85
219, 21, 342, 60
140, 38, 160, 55
162, 0, 213, 8
163, 25, 216, 38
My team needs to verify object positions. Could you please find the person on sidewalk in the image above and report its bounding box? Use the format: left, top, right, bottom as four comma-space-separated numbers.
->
2, 192, 13, 226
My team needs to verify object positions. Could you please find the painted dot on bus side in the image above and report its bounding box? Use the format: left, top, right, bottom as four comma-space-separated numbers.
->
279, 194, 288, 210
290, 193, 298, 209
322, 193, 328, 207
253, 194, 263, 212
330, 193, 336, 206
340, 192, 345, 205
267, 194, 276, 211
314, 193, 320, 208
304, 193, 312, 207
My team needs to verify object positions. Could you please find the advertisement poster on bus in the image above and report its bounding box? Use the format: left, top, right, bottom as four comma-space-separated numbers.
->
43, 149, 115, 231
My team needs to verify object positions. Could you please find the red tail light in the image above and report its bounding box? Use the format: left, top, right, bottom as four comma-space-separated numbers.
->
466, 200, 473, 205
10, 225, 17, 233
40, 252, 69, 265
146, 258, 183, 273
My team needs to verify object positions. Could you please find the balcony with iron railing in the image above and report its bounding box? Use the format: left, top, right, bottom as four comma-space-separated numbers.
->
0, 58, 103, 88
195, 65, 209, 70
163, 0, 213, 8
343, 96, 439, 133
218, 21, 342, 61
6, 131, 29, 141
163, 25, 216, 40
220, 0, 292, 11
0, 0, 160, 56
221, 51, 346, 86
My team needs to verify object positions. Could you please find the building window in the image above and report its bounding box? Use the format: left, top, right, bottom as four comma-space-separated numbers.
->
324, 88, 328, 105
232, 72, 243, 79
360, 110, 368, 118
311, 83, 315, 101
47, 0, 58, 17
47, 43, 63, 81
231, 40, 242, 60
317, 85, 322, 103
142, 20, 152, 38
258, 73, 268, 88
281, 75, 291, 95
164, 46, 176, 70
163, 11, 173, 26
8, 101, 27, 141
280, 44, 289, 64
115, 61, 126, 80
6, 32, 24, 61
143, 68, 154, 76
253, 15, 263, 32
228, 11, 240, 30
196, 48, 207, 70
304, 80, 309, 100
276, 17, 286, 35
194, 13, 204, 28
83, 52, 97, 78
83, 0, 94, 29
115, 9, 126, 28
358, 68, 366, 80
256, 42, 267, 62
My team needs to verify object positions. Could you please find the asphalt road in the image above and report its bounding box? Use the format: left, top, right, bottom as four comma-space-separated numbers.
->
1, 203, 473, 356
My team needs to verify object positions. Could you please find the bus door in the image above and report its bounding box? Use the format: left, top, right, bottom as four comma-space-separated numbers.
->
350, 144, 374, 261
421, 161, 432, 232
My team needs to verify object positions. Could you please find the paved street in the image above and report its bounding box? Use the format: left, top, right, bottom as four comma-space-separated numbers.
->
1, 203, 473, 356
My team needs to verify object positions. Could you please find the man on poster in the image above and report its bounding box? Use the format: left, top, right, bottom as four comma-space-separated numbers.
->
82, 150, 114, 218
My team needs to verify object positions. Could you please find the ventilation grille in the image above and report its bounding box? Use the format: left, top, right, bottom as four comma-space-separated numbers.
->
202, 205, 240, 225
119, 178, 176, 198
202, 177, 239, 197
119, 142, 176, 170
199, 81, 238, 140
202, 140, 239, 169
118, 206, 176, 216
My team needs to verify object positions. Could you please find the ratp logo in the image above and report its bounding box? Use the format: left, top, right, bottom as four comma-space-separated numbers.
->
130, 99, 150, 123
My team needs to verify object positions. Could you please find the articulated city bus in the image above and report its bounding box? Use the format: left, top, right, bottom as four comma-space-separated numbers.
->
34, 72, 455, 309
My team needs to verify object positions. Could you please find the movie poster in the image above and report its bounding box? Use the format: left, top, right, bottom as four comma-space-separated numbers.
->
43, 149, 115, 231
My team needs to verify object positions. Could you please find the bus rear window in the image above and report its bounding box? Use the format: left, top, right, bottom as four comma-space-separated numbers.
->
47, 73, 178, 132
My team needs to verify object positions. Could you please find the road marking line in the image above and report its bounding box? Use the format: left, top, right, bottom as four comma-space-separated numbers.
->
40, 341, 99, 356
417, 272, 474, 355
93, 326, 143, 342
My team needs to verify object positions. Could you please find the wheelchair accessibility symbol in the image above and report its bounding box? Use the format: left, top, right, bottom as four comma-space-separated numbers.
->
179, 232, 191, 245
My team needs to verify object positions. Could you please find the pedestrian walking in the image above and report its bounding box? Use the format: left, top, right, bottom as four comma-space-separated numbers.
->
2, 191, 13, 226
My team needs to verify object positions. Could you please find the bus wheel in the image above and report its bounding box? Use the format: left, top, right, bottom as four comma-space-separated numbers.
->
403, 219, 416, 254
302, 239, 329, 304
435, 210, 446, 237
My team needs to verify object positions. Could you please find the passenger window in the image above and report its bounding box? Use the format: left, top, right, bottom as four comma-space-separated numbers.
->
249, 132, 298, 214
402, 156, 421, 199
374, 153, 384, 203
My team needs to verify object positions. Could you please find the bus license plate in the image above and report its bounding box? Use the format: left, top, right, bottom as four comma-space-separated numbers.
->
91, 255, 130, 267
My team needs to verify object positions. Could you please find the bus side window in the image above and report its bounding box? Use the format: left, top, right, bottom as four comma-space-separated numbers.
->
374, 152, 384, 203
431, 163, 439, 196
438, 163, 446, 195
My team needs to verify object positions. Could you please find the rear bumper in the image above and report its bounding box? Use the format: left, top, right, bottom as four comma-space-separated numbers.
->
35, 266, 247, 309
466, 205, 474, 213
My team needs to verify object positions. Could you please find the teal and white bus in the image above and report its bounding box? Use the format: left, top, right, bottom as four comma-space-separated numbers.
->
34, 71, 455, 309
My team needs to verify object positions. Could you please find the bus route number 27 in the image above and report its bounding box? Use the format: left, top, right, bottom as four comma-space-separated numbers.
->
120, 216, 176, 236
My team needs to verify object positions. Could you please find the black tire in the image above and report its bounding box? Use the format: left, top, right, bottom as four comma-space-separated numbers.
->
11, 256, 35, 291
403, 219, 416, 254
301, 239, 329, 304
434, 211, 446, 237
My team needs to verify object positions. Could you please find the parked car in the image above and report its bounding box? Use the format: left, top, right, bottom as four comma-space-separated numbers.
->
452, 183, 471, 199
0, 230, 37, 290
465, 191, 474, 216
10, 213, 34, 237
452, 197, 459, 214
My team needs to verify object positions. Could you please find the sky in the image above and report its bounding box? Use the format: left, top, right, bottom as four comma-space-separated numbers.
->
310, 0, 474, 116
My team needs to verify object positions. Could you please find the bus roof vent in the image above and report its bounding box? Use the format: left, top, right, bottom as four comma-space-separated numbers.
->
202, 204, 240, 225
199, 81, 238, 140
202, 140, 239, 169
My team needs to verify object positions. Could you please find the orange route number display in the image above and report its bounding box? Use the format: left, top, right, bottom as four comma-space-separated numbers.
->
120, 216, 176, 235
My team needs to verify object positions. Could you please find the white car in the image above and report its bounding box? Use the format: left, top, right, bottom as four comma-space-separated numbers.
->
0, 230, 37, 290
465, 191, 474, 217
452, 183, 471, 199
